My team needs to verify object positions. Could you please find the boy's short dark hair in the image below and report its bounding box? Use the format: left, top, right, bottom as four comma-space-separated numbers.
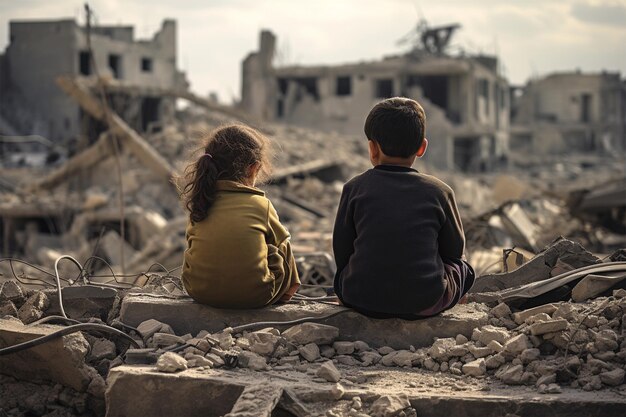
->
364, 97, 426, 158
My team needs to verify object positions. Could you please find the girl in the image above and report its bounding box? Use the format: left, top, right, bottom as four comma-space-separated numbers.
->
179, 124, 300, 308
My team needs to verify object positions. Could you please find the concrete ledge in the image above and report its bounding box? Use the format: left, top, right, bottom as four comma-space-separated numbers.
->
0, 318, 93, 391
105, 365, 626, 417
119, 294, 488, 348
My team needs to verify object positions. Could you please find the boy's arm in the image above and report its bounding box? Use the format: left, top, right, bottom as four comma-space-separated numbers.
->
333, 184, 356, 277
439, 190, 466, 260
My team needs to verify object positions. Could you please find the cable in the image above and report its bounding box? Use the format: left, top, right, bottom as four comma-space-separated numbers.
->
28, 315, 82, 326
229, 308, 351, 334
53, 255, 84, 318
0, 323, 140, 356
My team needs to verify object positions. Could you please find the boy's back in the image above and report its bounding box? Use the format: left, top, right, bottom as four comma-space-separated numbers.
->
333, 165, 465, 315
332, 97, 474, 318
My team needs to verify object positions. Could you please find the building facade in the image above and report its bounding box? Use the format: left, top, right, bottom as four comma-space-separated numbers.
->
241, 30, 510, 172
0, 19, 188, 145
511, 72, 626, 154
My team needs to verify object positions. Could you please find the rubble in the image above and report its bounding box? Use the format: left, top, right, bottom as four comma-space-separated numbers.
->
155, 352, 187, 373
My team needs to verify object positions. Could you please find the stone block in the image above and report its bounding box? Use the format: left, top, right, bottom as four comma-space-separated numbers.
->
0, 318, 94, 391
529, 319, 568, 336
119, 295, 489, 349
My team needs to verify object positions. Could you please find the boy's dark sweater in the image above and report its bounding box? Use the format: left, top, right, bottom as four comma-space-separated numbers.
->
333, 164, 465, 316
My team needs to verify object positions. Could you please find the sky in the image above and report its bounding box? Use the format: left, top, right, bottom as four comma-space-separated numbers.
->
1, 0, 625, 103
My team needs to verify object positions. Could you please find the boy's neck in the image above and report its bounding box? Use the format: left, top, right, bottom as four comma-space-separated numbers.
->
375, 156, 416, 168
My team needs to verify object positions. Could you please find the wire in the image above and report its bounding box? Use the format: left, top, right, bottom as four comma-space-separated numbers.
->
28, 315, 82, 326
0, 323, 140, 356
229, 308, 351, 334
53, 255, 84, 318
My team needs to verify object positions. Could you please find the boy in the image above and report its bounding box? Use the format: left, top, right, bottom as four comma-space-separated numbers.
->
333, 97, 475, 319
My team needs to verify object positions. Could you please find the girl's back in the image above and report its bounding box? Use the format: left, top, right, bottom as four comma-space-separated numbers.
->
179, 125, 299, 309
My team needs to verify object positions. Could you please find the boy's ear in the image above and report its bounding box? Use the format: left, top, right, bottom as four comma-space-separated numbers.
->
368, 140, 380, 161
416, 138, 428, 158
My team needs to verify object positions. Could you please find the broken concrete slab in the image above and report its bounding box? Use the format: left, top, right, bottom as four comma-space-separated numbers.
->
104, 365, 626, 417
225, 384, 283, 417
0, 318, 95, 391
119, 295, 489, 349
44, 285, 118, 321
470, 238, 600, 293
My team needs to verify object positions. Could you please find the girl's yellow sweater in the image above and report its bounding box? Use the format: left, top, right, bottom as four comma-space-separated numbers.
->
182, 180, 300, 308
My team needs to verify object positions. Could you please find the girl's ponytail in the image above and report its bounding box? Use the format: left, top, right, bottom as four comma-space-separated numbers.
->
181, 153, 219, 223
179, 124, 273, 223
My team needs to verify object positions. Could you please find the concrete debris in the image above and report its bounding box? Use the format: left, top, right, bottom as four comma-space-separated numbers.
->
316, 361, 341, 383
370, 394, 413, 417
282, 322, 340, 345
17, 291, 49, 324
155, 352, 187, 373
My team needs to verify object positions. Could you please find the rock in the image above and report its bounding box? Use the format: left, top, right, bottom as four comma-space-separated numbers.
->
187, 355, 213, 368
525, 312, 552, 325
491, 302, 512, 319
238, 351, 268, 371
503, 334, 531, 356
278, 355, 300, 365
151, 332, 185, 347
89, 339, 117, 361
371, 394, 412, 417
333, 341, 355, 355
495, 364, 524, 385
320, 345, 336, 358
380, 351, 400, 367
360, 351, 382, 366
246, 331, 280, 356
17, 291, 50, 324
212, 332, 234, 349
137, 319, 170, 339
428, 338, 456, 361
599, 368, 625, 386
485, 353, 506, 369
455, 334, 468, 344
0, 300, 18, 317
354, 341, 370, 352
545, 383, 562, 394
529, 319, 568, 336
594, 329, 619, 352
0, 281, 24, 302
331, 383, 345, 400
423, 357, 437, 371
520, 348, 540, 364
282, 323, 339, 345
335, 355, 359, 366
536, 374, 556, 386
486, 340, 504, 353
392, 350, 416, 367
462, 358, 486, 377
299, 343, 321, 362
512, 304, 557, 325
449, 344, 469, 357
156, 352, 187, 373
87, 373, 107, 398
478, 325, 511, 344
317, 361, 341, 382
468, 345, 492, 358
378, 346, 395, 355
553, 303, 579, 321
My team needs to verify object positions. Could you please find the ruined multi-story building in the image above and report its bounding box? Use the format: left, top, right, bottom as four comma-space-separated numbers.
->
241, 28, 510, 172
510, 71, 626, 154
0, 18, 188, 146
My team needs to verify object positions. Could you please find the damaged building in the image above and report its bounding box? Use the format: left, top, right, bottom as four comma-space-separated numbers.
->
241, 26, 510, 172
0, 18, 188, 150
510, 71, 626, 154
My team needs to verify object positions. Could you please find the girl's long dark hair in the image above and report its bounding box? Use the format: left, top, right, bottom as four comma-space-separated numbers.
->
179, 124, 272, 223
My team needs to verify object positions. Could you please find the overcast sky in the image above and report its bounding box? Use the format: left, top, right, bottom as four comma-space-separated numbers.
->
1, 0, 625, 103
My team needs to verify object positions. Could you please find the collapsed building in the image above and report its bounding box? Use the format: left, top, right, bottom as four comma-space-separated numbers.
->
510, 71, 626, 154
0, 18, 188, 152
241, 26, 510, 172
